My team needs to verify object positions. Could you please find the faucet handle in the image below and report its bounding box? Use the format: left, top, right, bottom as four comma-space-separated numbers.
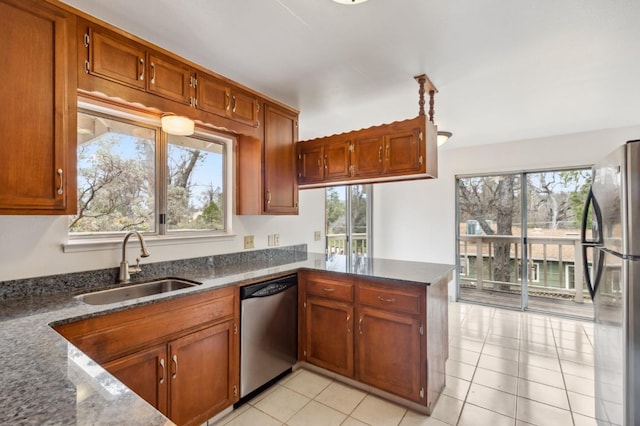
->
129, 257, 142, 275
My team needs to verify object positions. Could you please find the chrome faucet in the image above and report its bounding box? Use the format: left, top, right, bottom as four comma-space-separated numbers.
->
119, 231, 150, 282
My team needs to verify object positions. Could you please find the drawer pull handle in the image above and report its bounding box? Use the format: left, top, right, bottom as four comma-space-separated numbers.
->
377, 296, 396, 303
358, 317, 363, 334
150, 62, 156, 84
322, 287, 335, 292
171, 354, 178, 379
159, 358, 165, 384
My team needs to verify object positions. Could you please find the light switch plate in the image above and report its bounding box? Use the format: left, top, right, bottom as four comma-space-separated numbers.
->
274, 234, 280, 246
314, 231, 321, 241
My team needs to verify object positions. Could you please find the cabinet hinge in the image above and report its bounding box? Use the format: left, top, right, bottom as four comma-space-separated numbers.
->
189, 75, 197, 88
84, 60, 90, 74
420, 386, 425, 399
234, 323, 238, 334
349, 165, 355, 175
419, 131, 423, 142
190, 97, 198, 108
418, 155, 423, 166
256, 103, 260, 113
257, 120, 260, 128
303, 350, 307, 357
303, 301, 307, 308
349, 143, 355, 152
419, 323, 424, 336
83, 32, 90, 48
233, 385, 238, 396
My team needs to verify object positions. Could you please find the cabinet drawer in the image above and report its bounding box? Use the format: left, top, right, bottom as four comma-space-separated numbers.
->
358, 283, 422, 315
305, 275, 353, 302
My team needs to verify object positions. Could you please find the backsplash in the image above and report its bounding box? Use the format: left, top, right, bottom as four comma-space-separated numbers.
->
0, 245, 307, 301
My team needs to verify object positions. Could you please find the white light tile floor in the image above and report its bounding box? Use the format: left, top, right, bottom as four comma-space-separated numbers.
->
213, 302, 601, 425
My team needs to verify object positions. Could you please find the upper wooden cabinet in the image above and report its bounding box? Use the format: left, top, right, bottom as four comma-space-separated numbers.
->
297, 115, 437, 188
196, 73, 260, 127
81, 21, 194, 105
0, 0, 77, 215
147, 52, 192, 105
263, 103, 299, 215
298, 137, 351, 185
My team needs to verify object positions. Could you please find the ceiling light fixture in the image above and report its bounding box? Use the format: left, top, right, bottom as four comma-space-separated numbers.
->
332, 0, 369, 4
437, 131, 452, 146
161, 115, 195, 136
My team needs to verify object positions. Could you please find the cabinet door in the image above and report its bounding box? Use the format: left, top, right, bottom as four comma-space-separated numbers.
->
356, 307, 422, 402
352, 135, 383, 178
0, 0, 76, 214
147, 52, 192, 105
305, 297, 354, 377
298, 142, 324, 184
264, 103, 299, 215
103, 344, 169, 415
384, 128, 422, 174
324, 139, 352, 180
230, 88, 259, 127
168, 321, 238, 426
89, 26, 146, 90
196, 73, 230, 117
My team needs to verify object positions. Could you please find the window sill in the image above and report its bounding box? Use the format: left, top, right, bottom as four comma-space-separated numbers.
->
62, 233, 236, 254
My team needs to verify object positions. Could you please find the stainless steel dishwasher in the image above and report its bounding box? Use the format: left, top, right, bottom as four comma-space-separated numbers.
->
239, 274, 298, 401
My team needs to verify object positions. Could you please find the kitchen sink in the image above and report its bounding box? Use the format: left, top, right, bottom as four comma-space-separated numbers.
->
78, 278, 201, 305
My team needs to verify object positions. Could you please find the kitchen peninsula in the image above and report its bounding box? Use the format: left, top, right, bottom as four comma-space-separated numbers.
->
0, 250, 453, 425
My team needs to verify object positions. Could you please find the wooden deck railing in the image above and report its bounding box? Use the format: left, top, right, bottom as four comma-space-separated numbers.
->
458, 235, 589, 303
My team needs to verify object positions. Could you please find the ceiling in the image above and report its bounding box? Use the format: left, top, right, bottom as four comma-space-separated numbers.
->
61, 0, 640, 149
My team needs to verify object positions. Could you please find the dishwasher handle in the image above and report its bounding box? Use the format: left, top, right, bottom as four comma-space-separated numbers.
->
240, 274, 297, 299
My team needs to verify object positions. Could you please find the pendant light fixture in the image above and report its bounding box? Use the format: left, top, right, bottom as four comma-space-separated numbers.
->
437, 131, 453, 146
161, 114, 195, 136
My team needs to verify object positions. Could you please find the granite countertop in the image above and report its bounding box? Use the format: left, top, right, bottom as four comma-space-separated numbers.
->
0, 253, 454, 425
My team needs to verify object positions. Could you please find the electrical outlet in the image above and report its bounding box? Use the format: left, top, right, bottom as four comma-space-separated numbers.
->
274, 234, 280, 246
314, 231, 321, 241
244, 235, 254, 249
268, 234, 274, 246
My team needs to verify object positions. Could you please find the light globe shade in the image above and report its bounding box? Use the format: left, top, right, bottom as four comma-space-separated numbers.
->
437, 131, 452, 147
161, 115, 195, 135
333, 0, 369, 4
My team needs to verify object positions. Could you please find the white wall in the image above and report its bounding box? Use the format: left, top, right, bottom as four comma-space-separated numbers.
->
3, 125, 638, 283
373, 125, 640, 265
0, 188, 326, 282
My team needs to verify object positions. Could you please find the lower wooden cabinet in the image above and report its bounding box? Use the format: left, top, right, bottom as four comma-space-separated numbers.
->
304, 297, 354, 377
103, 343, 168, 414
355, 306, 422, 402
55, 286, 239, 426
300, 271, 429, 405
168, 321, 236, 426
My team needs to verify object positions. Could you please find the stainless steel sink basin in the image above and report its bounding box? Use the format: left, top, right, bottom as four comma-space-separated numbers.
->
78, 278, 201, 305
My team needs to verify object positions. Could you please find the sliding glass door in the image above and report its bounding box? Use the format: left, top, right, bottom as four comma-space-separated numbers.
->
457, 168, 594, 318
457, 174, 523, 309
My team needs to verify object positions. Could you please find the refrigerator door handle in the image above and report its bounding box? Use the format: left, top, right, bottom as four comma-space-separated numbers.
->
583, 245, 605, 300
581, 188, 604, 246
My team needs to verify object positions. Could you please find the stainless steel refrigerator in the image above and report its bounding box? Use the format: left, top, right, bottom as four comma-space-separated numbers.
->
582, 140, 640, 426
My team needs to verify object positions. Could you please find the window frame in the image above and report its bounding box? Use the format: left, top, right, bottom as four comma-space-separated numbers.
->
69, 99, 233, 244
